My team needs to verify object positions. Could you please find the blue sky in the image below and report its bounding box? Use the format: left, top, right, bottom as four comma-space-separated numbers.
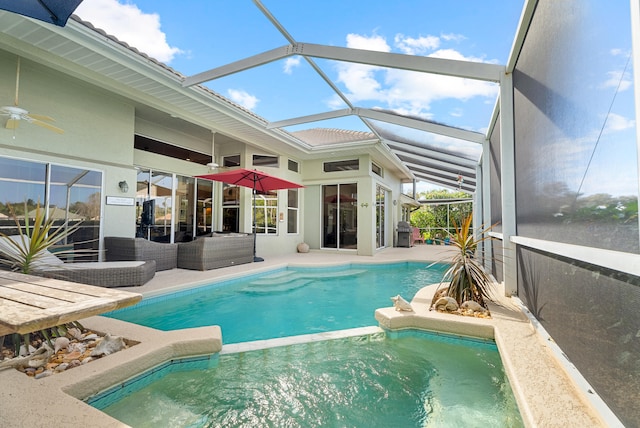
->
74, 0, 526, 193
71, 1, 638, 197
74, 0, 523, 134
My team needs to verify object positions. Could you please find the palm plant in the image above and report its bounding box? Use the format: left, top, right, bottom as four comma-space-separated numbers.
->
0, 202, 87, 360
439, 214, 496, 309
0, 202, 82, 274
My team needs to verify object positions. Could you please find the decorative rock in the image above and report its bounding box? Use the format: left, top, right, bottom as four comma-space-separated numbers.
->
54, 337, 70, 353
54, 363, 69, 372
0, 344, 51, 370
3, 327, 138, 378
297, 242, 310, 253
63, 351, 83, 363
68, 360, 82, 368
19, 344, 36, 357
391, 295, 414, 312
67, 328, 83, 341
67, 342, 86, 354
35, 370, 53, 379
91, 334, 126, 357
461, 300, 487, 313
434, 296, 459, 312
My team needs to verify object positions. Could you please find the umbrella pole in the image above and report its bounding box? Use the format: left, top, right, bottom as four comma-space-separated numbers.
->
252, 186, 264, 262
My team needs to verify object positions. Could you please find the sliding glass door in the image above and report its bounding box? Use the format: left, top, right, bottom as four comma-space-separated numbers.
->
322, 183, 357, 249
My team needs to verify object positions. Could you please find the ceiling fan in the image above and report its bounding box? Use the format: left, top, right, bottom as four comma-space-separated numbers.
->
0, 57, 64, 134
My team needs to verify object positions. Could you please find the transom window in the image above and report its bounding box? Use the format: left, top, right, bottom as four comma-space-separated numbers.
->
223, 155, 241, 168
253, 154, 279, 168
323, 159, 359, 172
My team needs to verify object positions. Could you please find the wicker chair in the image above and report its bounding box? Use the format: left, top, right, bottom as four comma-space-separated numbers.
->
104, 237, 178, 271
177, 233, 254, 270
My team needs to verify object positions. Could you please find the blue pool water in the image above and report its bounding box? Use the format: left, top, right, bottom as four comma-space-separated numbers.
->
106, 262, 449, 343
90, 330, 524, 428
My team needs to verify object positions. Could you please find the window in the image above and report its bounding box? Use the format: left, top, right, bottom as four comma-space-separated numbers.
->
288, 159, 299, 173
287, 188, 299, 234
175, 175, 195, 242
222, 155, 241, 168
372, 162, 382, 177
196, 179, 213, 236
253, 154, 279, 168
253, 190, 278, 234
134, 135, 210, 165
222, 184, 240, 232
0, 156, 102, 259
323, 159, 359, 172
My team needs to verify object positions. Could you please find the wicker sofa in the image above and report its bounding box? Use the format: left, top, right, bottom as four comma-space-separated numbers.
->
177, 233, 254, 270
104, 237, 178, 271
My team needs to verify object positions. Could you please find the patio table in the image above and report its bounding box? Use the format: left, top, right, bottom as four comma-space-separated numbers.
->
0, 270, 142, 336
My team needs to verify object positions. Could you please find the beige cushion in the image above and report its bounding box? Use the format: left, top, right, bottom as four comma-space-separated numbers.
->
47, 261, 145, 270
0, 235, 64, 267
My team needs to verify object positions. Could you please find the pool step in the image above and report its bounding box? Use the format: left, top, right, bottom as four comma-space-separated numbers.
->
248, 269, 366, 286
240, 278, 314, 294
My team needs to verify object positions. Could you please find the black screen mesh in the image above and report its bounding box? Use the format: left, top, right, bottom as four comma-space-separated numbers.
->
513, 0, 639, 253
517, 247, 640, 427
512, 1, 640, 425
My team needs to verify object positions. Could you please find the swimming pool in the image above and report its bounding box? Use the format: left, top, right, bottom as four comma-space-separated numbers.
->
89, 329, 523, 427
106, 262, 449, 343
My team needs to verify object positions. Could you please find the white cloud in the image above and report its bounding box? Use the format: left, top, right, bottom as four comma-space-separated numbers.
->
345, 33, 391, 52
450, 108, 463, 118
394, 34, 439, 55
441, 33, 466, 43
333, 34, 499, 118
610, 48, 627, 57
602, 70, 632, 92
227, 89, 259, 110
74, 0, 182, 63
604, 113, 634, 132
329, 34, 499, 118
283, 57, 301, 74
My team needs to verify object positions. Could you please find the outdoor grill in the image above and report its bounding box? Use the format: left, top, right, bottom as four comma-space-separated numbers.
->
396, 221, 412, 247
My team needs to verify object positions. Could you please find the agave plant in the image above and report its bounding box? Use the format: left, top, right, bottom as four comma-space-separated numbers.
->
0, 203, 88, 359
440, 214, 496, 309
0, 202, 82, 274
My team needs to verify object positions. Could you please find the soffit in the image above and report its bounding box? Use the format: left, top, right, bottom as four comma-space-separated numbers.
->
0, 12, 313, 159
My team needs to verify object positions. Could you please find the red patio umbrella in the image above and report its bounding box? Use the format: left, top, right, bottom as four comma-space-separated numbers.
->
196, 168, 304, 262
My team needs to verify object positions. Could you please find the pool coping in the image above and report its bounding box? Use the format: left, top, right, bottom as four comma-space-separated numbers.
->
375, 284, 619, 428
0, 260, 618, 427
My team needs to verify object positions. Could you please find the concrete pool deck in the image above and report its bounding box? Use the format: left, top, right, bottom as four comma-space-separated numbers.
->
0, 245, 614, 427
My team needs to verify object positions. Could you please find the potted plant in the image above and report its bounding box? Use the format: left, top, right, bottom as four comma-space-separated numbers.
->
431, 214, 496, 313
424, 231, 433, 244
